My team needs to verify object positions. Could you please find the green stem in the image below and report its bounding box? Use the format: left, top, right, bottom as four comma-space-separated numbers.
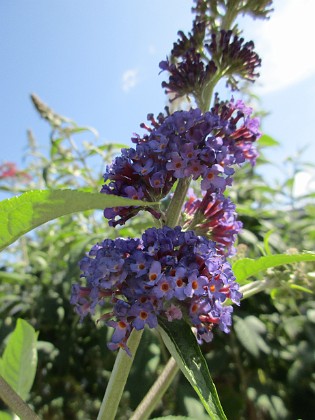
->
240, 279, 270, 300
165, 177, 192, 228
130, 357, 179, 420
220, 4, 238, 30
97, 329, 144, 420
0, 375, 40, 420
197, 73, 222, 111
223, 279, 270, 308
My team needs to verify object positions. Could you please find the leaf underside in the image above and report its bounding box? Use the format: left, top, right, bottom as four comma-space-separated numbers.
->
158, 318, 227, 420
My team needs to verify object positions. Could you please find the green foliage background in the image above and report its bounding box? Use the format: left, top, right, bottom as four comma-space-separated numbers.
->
0, 99, 314, 420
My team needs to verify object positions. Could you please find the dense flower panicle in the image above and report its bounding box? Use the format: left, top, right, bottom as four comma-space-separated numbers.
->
71, 226, 242, 354
101, 100, 260, 226
158, 21, 212, 100
160, 52, 217, 100
160, 24, 261, 99
184, 191, 242, 256
207, 30, 261, 90
171, 22, 206, 57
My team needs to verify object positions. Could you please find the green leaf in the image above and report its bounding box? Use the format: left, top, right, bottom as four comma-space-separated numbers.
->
158, 318, 227, 420
0, 319, 38, 400
67, 125, 99, 136
232, 253, 315, 285
233, 316, 270, 358
0, 272, 31, 284
0, 189, 158, 251
258, 134, 280, 148
289, 284, 313, 294
0, 411, 12, 420
263, 230, 275, 255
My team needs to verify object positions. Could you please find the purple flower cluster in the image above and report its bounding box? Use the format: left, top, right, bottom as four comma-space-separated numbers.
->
101, 99, 260, 226
183, 191, 242, 256
207, 30, 261, 89
160, 26, 261, 99
71, 226, 241, 355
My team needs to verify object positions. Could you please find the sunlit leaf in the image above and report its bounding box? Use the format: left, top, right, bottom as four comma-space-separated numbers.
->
67, 125, 99, 137
257, 394, 289, 419
234, 316, 270, 357
0, 411, 12, 420
158, 318, 227, 420
289, 284, 313, 294
263, 230, 275, 255
0, 189, 158, 251
258, 134, 280, 148
0, 319, 38, 400
232, 253, 315, 285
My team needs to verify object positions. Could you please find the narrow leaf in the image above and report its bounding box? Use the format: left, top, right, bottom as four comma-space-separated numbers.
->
0, 189, 158, 251
232, 253, 315, 285
258, 134, 280, 148
158, 318, 227, 420
67, 125, 99, 136
263, 230, 275, 255
289, 284, 313, 294
0, 319, 38, 400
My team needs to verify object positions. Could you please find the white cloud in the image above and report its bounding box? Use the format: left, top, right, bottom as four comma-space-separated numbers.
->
293, 170, 315, 198
245, 0, 315, 94
121, 68, 139, 92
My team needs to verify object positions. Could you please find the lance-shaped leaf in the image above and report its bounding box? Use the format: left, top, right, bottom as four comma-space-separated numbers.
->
0, 189, 158, 251
233, 253, 315, 285
158, 318, 227, 420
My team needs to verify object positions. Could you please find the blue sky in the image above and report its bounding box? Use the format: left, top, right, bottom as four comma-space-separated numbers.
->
1, 0, 315, 195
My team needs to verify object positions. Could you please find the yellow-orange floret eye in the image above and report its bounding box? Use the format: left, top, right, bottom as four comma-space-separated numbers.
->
140, 311, 148, 320
207, 173, 214, 180
175, 162, 182, 169
118, 321, 127, 329
191, 303, 198, 313
210, 285, 216, 292
176, 278, 183, 287
138, 263, 145, 270
192, 280, 198, 290
149, 273, 157, 281
161, 283, 170, 291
